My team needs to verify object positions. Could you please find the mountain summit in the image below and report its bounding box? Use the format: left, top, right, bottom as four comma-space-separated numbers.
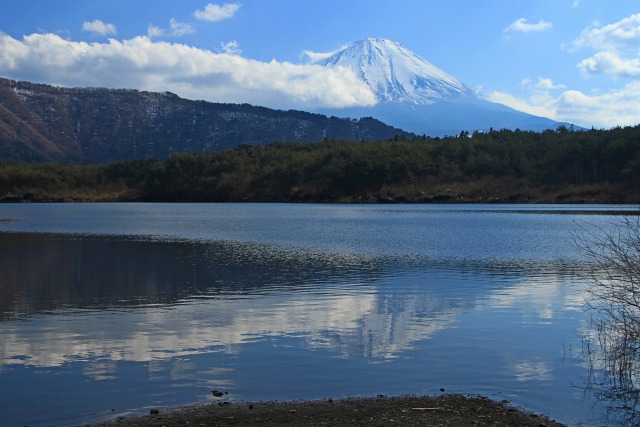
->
316, 37, 472, 104
314, 38, 569, 136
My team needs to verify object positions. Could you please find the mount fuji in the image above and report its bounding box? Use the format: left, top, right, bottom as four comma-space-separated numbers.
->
313, 38, 569, 136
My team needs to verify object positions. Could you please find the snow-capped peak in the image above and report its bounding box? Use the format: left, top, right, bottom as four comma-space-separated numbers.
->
315, 37, 472, 105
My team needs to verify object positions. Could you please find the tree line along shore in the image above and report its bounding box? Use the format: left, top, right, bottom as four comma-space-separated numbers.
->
1, 125, 639, 204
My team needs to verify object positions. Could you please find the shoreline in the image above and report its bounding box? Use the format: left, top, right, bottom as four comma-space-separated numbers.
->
88, 394, 568, 426
1, 193, 638, 204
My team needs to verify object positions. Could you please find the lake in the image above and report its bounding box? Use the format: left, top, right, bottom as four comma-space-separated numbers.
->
0, 203, 636, 426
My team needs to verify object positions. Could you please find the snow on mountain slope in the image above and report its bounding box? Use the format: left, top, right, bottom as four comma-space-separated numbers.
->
315, 37, 473, 104
313, 37, 569, 136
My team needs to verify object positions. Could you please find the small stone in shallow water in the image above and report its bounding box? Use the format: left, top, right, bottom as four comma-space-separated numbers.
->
211, 390, 224, 397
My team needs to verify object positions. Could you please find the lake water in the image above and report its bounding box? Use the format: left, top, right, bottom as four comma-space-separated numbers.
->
0, 203, 635, 426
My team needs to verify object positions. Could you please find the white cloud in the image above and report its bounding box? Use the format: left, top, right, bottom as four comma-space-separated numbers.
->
572, 13, 640, 52
487, 80, 640, 128
571, 14, 640, 80
578, 51, 640, 78
0, 33, 29, 69
0, 32, 377, 110
147, 24, 164, 39
168, 18, 195, 37
504, 18, 552, 33
302, 47, 345, 64
147, 19, 195, 38
558, 83, 640, 127
82, 20, 117, 37
496, 13, 640, 128
535, 78, 566, 90
487, 90, 557, 120
194, 3, 241, 22
219, 40, 241, 55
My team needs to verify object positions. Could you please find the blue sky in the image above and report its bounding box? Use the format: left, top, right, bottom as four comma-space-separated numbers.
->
0, 0, 638, 128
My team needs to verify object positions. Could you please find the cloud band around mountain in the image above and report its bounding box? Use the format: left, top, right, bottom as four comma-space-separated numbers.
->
0, 32, 377, 110
488, 80, 640, 129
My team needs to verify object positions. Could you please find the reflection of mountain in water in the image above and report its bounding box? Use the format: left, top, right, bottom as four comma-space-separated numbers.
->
0, 232, 379, 318
307, 281, 466, 359
0, 233, 582, 367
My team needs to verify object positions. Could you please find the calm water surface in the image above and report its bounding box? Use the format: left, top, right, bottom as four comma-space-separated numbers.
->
0, 203, 634, 426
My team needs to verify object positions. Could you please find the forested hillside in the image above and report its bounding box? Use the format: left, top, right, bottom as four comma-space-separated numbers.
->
1, 125, 639, 204
0, 78, 407, 164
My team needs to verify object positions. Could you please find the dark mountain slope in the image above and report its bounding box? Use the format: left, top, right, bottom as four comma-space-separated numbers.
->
0, 78, 407, 164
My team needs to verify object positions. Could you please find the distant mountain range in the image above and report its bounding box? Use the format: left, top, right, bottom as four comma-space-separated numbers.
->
313, 37, 573, 136
0, 78, 407, 164
0, 37, 577, 164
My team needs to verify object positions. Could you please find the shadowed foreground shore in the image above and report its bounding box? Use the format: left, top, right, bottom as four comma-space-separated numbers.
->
89, 394, 567, 426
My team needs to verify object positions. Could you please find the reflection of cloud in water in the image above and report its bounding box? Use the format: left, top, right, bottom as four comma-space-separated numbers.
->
0, 233, 587, 382
0, 284, 467, 369
0, 234, 472, 371
511, 360, 552, 382
305, 287, 464, 359
83, 361, 117, 381
481, 273, 586, 322
0, 293, 375, 368
476, 270, 589, 389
